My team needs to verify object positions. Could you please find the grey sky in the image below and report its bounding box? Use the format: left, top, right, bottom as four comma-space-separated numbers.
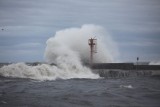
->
0, 0, 160, 62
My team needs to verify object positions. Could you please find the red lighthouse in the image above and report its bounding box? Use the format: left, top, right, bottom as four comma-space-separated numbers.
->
88, 37, 97, 65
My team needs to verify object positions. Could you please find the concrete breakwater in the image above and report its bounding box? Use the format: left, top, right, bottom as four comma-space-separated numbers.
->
91, 63, 160, 78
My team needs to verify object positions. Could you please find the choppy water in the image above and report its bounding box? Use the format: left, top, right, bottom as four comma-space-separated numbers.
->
0, 76, 160, 107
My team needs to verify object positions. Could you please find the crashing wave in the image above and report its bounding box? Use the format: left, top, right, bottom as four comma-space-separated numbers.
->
0, 63, 99, 80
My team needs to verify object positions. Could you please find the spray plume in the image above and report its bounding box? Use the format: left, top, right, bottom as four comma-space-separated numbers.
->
45, 24, 118, 63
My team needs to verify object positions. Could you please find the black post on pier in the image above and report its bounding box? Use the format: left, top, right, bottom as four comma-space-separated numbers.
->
136, 57, 139, 70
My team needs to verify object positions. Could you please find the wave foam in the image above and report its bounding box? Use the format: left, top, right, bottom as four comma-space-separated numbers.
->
0, 63, 99, 80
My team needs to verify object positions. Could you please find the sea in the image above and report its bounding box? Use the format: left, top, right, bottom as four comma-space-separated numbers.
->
0, 75, 160, 107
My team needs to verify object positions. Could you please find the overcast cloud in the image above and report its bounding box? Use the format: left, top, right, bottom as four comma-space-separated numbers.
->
0, 0, 160, 62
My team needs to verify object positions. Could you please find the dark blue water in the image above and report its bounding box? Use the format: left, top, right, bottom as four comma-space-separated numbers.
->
0, 76, 160, 107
